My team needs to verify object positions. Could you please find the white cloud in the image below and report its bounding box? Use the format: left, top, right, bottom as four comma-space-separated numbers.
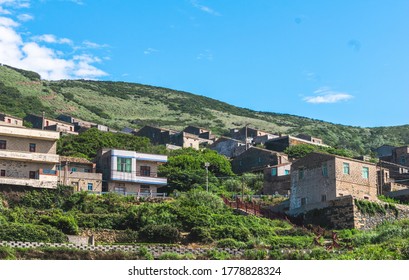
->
17, 13, 33, 21
0, 13, 107, 80
32, 34, 73, 45
197, 50, 213, 60
190, 0, 220, 16
143, 47, 158, 55
0, 7, 11, 14
304, 87, 354, 104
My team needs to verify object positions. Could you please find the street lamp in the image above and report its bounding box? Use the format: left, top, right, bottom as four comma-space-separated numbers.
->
204, 162, 210, 192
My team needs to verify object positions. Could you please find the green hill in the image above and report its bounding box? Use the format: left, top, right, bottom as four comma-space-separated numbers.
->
0, 64, 408, 154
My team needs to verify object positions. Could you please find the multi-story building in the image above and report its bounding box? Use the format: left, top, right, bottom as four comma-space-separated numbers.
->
24, 114, 77, 135
231, 147, 288, 174
58, 156, 102, 192
0, 113, 23, 127
263, 162, 292, 196
0, 125, 60, 189
96, 149, 168, 196
265, 134, 328, 153
289, 152, 377, 214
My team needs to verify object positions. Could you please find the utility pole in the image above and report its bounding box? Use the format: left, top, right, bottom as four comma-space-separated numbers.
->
205, 162, 210, 192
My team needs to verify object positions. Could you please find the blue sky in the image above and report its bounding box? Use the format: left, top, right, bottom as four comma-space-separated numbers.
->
0, 0, 408, 127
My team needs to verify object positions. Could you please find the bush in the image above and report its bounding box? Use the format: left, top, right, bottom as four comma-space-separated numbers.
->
243, 249, 267, 260
139, 224, 180, 243
158, 252, 195, 260
211, 225, 250, 242
39, 211, 79, 235
188, 227, 213, 243
216, 238, 246, 249
75, 213, 126, 230
138, 246, 153, 260
0, 223, 67, 243
0, 246, 16, 260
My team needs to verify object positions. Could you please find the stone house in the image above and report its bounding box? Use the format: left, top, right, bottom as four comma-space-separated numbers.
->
0, 113, 23, 127
230, 126, 276, 146
209, 136, 246, 158
231, 147, 288, 174
296, 134, 324, 145
391, 146, 409, 167
289, 152, 378, 215
0, 124, 60, 189
263, 162, 292, 196
24, 113, 77, 135
96, 149, 168, 195
58, 156, 102, 192
374, 144, 396, 159
265, 134, 329, 153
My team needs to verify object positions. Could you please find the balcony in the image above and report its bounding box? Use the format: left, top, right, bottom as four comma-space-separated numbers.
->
59, 170, 102, 180
111, 170, 167, 186
0, 174, 58, 189
0, 150, 59, 163
0, 125, 60, 140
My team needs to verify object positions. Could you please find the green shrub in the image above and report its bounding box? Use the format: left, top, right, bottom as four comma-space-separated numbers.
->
139, 224, 180, 243
211, 225, 251, 242
188, 227, 213, 243
158, 252, 195, 260
216, 238, 246, 249
0, 246, 16, 260
202, 249, 232, 260
243, 249, 267, 260
138, 246, 153, 260
39, 211, 79, 235
0, 223, 67, 243
75, 213, 126, 230
269, 236, 313, 250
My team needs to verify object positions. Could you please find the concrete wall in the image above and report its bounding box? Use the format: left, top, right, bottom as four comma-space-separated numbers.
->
0, 135, 57, 154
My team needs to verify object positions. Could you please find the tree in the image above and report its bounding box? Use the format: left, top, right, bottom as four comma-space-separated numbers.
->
158, 148, 234, 192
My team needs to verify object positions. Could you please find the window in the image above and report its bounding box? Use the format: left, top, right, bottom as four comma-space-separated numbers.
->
140, 166, 151, 176
87, 183, 93, 191
29, 143, 36, 152
0, 140, 6, 149
29, 171, 36, 179
71, 167, 77, 172
301, 197, 307, 206
362, 167, 369, 179
117, 157, 132, 172
401, 156, 407, 165
322, 163, 328, 177
84, 168, 91, 173
284, 169, 290, 175
7, 118, 11, 123
298, 168, 304, 179
321, 195, 327, 202
0, 170, 5, 177
114, 187, 125, 195
343, 163, 350, 175
140, 185, 150, 193
271, 167, 277, 176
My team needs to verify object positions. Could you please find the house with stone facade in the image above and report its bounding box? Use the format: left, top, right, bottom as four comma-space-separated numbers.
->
183, 125, 215, 145
209, 136, 246, 158
0, 113, 23, 127
96, 148, 167, 196
58, 156, 102, 192
390, 146, 409, 167
231, 147, 288, 174
24, 113, 77, 135
0, 124, 60, 189
263, 162, 292, 196
265, 134, 329, 153
289, 152, 377, 215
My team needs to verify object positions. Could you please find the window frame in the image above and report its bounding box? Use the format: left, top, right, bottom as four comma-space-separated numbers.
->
29, 143, 36, 152
0, 140, 6, 149
117, 157, 132, 173
343, 162, 350, 175
362, 166, 369, 179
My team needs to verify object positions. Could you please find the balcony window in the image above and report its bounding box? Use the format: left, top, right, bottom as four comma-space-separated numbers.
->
117, 157, 132, 173
1, 170, 5, 177
0, 140, 6, 149
29, 143, 36, 152
140, 166, 151, 177
343, 163, 350, 175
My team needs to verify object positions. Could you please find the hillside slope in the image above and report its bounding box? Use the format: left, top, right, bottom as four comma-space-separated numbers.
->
0, 64, 408, 154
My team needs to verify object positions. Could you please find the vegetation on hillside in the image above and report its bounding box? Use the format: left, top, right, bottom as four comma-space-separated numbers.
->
57, 128, 167, 159
0, 65, 408, 155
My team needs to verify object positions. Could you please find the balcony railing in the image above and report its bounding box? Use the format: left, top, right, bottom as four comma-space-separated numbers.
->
0, 149, 59, 163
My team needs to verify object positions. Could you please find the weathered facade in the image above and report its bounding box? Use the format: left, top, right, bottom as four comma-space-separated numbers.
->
263, 162, 292, 195
59, 156, 102, 192
0, 113, 23, 127
24, 114, 77, 135
265, 135, 329, 153
0, 125, 60, 189
231, 147, 288, 174
96, 149, 167, 195
391, 146, 409, 167
209, 137, 246, 158
289, 152, 377, 215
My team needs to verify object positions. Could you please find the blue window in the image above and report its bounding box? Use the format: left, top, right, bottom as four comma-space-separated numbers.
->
271, 167, 277, 176
343, 163, 350, 175
87, 183, 93, 191
284, 170, 290, 175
